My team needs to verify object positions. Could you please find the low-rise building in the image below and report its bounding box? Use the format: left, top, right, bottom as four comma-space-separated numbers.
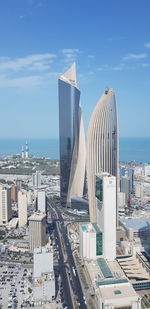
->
85, 258, 141, 309
33, 246, 55, 303
120, 217, 150, 242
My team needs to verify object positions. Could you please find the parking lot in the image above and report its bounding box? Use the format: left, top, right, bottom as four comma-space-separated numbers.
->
0, 262, 33, 309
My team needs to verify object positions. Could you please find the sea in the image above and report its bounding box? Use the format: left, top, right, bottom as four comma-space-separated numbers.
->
0, 138, 150, 163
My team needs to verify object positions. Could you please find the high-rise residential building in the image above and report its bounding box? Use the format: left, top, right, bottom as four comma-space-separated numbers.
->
15, 179, 22, 189
144, 165, 150, 177
120, 176, 130, 203
127, 168, 134, 193
135, 182, 144, 199
32, 172, 41, 187
18, 189, 28, 228
87, 88, 119, 223
119, 166, 126, 177
95, 173, 116, 261
11, 185, 18, 203
118, 191, 126, 213
27, 190, 33, 205
37, 190, 46, 213
0, 186, 12, 225
33, 245, 55, 303
29, 212, 47, 251
58, 63, 86, 207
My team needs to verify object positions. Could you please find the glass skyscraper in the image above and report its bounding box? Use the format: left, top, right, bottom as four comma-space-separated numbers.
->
58, 63, 86, 206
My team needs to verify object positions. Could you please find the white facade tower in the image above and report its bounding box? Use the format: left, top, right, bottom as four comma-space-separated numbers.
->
87, 88, 119, 223
0, 186, 12, 225
18, 189, 28, 228
37, 191, 46, 213
96, 173, 116, 261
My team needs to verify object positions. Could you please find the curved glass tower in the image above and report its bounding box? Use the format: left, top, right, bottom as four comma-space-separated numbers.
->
87, 88, 119, 222
58, 63, 86, 206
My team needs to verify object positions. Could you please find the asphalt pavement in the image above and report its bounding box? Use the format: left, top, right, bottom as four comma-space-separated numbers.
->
47, 199, 87, 309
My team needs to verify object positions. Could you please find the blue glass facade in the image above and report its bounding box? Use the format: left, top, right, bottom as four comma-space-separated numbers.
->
58, 69, 81, 206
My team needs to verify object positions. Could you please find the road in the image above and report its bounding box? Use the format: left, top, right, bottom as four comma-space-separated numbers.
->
47, 198, 87, 309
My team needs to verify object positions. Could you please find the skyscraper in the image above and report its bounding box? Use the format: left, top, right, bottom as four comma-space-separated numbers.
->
95, 173, 116, 261
87, 88, 119, 223
32, 171, 41, 187
0, 186, 12, 225
58, 63, 86, 206
37, 190, 46, 213
18, 189, 28, 228
29, 212, 47, 251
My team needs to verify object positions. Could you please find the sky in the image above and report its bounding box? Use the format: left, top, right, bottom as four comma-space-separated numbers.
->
0, 0, 150, 138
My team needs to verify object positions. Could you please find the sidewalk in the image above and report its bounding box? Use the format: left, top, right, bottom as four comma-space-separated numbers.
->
73, 250, 97, 309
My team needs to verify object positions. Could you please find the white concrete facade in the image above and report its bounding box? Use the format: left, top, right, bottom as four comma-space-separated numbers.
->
37, 190, 46, 213
96, 174, 116, 261
118, 191, 126, 209
18, 189, 28, 228
135, 182, 144, 199
33, 246, 53, 278
32, 172, 41, 187
96, 283, 141, 309
79, 224, 97, 259
33, 246, 55, 302
0, 186, 12, 225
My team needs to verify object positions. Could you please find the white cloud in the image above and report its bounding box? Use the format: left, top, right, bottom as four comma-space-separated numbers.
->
0, 75, 43, 87
142, 63, 150, 67
112, 64, 124, 71
0, 71, 60, 88
0, 53, 56, 73
123, 53, 147, 60
61, 49, 80, 64
61, 49, 79, 54
96, 67, 104, 71
96, 63, 124, 71
144, 43, 150, 48
88, 55, 95, 59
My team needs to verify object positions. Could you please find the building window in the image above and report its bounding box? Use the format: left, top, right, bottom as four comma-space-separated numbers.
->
96, 232, 103, 255
95, 177, 103, 202
114, 307, 131, 309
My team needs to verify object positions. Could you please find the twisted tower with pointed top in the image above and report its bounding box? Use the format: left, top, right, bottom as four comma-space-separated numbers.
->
58, 63, 86, 206
87, 88, 119, 223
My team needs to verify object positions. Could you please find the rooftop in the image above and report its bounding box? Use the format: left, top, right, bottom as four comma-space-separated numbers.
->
59, 63, 78, 88
98, 282, 138, 301
34, 245, 53, 254
85, 259, 125, 288
81, 223, 95, 233
121, 217, 150, 230
117, 255, 150, 280
29, 212, 46, 221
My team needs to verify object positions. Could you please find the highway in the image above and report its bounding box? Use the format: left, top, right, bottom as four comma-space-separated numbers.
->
47, 198, 87, 309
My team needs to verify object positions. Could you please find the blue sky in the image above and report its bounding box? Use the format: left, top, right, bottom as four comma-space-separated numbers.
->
0, 0, 150, 138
